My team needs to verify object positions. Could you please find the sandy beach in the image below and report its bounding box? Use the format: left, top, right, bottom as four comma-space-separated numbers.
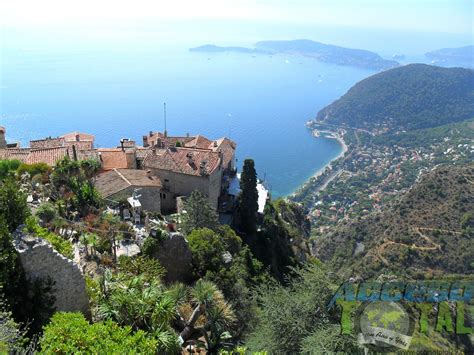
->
287, 131, 349, 197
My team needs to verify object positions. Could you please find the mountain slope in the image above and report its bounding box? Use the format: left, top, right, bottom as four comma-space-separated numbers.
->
316, 64, 474, 132
255, 39, 398, 70
426, 45, 474, 68
314, 163, 474, 279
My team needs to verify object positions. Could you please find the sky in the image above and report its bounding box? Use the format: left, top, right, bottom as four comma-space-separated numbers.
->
0, 0, 472, 34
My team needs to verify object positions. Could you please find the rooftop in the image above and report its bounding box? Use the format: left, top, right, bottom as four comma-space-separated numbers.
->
143, 147, 221, 176
95, 168, 162, 198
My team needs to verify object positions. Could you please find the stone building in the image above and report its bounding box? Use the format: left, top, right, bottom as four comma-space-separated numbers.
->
0, 129, 96, 166
143, 147, 223, 212
94, 168, 163, 213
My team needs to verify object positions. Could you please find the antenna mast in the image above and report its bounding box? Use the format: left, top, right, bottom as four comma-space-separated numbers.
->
163, 102, 167, 136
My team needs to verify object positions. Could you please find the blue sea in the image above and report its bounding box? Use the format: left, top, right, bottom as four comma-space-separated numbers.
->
0, 22, 471, 196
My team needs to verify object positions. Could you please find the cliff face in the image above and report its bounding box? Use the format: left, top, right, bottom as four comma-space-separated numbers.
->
14, 232, 90, 318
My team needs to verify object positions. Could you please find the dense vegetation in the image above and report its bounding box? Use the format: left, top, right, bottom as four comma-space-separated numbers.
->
314, 164, 474, 279
316, 64, 474, 132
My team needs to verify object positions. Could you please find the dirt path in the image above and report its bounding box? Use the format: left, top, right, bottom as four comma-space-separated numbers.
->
365, 226, 461, 266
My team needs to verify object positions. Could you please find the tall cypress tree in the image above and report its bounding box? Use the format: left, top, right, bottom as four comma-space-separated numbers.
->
239, 159, 258, 235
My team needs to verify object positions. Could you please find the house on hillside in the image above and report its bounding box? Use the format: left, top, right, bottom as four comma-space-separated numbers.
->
143, 147, 223, 212
94, 168, 163, 214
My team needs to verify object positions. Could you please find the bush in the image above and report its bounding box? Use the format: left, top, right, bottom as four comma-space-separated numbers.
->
17, 162, 50, 178
39, 312, 164, 353
25, 217, 73, 259
36, 202, 57, 223
0, 160, 21, 180
141, 236, 160, 257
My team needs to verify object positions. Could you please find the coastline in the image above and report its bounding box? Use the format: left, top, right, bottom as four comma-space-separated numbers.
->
287, 130, 348, 198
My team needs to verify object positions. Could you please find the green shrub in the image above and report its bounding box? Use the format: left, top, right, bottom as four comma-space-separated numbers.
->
141, 236, 160, 257
17, 162, 50, 178
25, 217, 73, 259
39, 312, 164, 353
0, 160, 21, 180
36, 202, 57, 223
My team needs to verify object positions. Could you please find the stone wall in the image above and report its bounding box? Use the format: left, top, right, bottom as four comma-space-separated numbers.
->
14, 235, 90, 318
152, 233, 193, 283
148, 166, 222, 211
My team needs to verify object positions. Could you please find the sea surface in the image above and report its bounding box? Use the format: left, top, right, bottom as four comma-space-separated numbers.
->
0, 23, 471, 196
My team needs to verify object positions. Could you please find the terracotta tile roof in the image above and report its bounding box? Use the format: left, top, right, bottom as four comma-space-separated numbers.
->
27, 147, 69, 166
209, 137, 236, 169
135, 147, 152, 159
0, 148, 30, 162
143, 147, 221, 176
61, 132, 95, 142
184, 135, 213, 149
97, 148, 134, 170
95, 168, 162, 198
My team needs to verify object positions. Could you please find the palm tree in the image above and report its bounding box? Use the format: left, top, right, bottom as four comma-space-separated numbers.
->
178, 280, 236, 353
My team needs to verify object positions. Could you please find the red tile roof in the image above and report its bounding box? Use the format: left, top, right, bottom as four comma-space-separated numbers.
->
97, 148, 134, 170
209, 137, 236, 169
185, 135, 213, 149
143, 147, 221, 176
27, 147, 69, 166
95, 169, 162, 197
0, 148, 30, 162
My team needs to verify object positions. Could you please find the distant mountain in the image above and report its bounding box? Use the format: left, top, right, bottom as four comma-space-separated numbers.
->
316, 64, 474, 132
426, 45, 474, 68
254, 40, 398, 70
189, 39, 398, 70
315, 163, 474, 279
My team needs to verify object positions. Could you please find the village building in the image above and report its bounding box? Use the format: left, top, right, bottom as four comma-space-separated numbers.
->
1, 126, 244, 215
0, 128, 96, 166
94, 168, 163, 215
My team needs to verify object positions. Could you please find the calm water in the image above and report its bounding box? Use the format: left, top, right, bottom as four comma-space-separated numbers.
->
0, 24, 471, 196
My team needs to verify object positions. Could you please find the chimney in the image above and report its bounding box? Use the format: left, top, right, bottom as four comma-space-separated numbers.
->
72, 145, 78, 161
120, 139, 125, 151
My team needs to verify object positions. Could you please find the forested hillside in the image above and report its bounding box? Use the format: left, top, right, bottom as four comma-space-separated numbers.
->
316, 64, 474, 132
314, 164, 474, 279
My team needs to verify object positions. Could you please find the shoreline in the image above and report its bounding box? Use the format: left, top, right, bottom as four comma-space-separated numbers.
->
287, 130, 348, 198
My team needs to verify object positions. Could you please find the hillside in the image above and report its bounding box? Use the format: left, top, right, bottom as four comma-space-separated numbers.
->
315, 64, 474, 132
426, 45, 474, 68
190, 39, 398, 70
314, 163, 474, 279
254, 39, 398, 70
